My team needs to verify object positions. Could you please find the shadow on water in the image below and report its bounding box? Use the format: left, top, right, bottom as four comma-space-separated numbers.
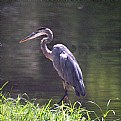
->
0, 1, 121, 120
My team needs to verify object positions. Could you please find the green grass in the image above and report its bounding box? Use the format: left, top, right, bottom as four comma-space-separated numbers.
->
0, 82, 118, 121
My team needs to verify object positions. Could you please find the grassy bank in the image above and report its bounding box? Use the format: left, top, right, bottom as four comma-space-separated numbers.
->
0, 83, 117, 121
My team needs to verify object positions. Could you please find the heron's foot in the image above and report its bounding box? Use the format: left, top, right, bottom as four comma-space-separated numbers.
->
57, 95, 68, 104
63, 95, 69, 103
57, 90, 68, 104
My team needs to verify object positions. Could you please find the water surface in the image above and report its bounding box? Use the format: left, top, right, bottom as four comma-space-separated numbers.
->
0, 1, 121, 120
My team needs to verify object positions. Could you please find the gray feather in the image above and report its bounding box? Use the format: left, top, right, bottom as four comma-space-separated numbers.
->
52, 44, 85, 97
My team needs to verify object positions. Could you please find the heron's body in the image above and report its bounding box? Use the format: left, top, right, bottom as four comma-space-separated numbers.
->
19, 27, 85, 103
52, 44, 85, 96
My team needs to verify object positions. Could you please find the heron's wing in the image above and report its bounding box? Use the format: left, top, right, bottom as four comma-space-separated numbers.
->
60, 53, 85, 96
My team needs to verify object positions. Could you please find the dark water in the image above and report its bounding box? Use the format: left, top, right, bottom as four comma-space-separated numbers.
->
0, 1, 121, 120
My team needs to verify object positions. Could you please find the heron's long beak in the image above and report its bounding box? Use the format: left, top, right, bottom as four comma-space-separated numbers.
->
19, 31, 45, 43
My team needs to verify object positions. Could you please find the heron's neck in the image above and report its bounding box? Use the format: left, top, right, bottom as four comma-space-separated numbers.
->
41, 39, 53, 61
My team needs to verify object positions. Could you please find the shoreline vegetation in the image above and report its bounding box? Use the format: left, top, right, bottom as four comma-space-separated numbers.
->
0, 82, 118, 121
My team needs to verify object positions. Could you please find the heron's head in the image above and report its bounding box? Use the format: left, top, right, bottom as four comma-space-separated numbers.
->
19, 27, 53, 43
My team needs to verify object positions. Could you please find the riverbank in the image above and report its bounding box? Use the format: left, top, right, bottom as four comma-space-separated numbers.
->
0, 83, 117, 121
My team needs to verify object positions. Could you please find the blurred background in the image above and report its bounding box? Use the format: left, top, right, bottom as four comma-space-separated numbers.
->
0, 1, 121, 120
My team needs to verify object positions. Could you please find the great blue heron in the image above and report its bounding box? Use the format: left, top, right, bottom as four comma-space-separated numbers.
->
19, 27, 85, 103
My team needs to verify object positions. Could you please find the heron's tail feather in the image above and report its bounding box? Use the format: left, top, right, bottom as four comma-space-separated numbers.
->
74, 65, 86, 97
74, 83, 85, 97
79, 82, 86, 96
75, 89, 80, 97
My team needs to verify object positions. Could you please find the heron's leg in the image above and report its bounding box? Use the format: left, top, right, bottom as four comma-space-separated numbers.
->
57, 90, 68, 104
57, 82, 69, 104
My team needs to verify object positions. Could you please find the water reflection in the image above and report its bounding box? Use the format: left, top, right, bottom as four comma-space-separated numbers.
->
0, 1, 121, 120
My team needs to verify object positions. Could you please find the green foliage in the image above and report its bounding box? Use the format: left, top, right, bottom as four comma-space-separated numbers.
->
87, 100, 116, 121
0, 83, 118, 121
